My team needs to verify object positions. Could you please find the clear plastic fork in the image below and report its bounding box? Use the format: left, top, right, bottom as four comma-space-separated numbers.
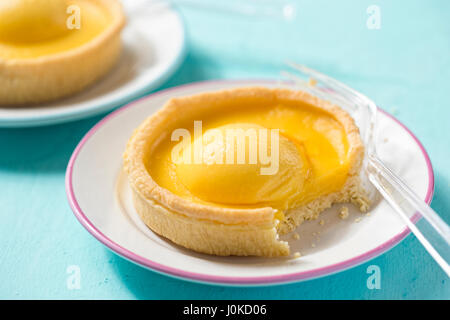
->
283, 62, 450, 277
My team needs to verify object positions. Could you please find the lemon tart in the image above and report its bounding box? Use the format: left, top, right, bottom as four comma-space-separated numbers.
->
123, 87, 369, 257
0, 0, 125, 105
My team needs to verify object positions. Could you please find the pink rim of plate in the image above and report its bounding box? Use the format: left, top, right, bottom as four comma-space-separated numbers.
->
65, 79, 435, 285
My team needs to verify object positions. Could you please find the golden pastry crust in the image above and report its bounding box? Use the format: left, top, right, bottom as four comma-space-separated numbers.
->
123, 87, 367, 257
132, 190, 289, 257
0, 0, 125, 105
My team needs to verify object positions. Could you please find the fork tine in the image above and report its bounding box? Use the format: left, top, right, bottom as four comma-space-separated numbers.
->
280, 70, 356, 110
286, 61, 375, 109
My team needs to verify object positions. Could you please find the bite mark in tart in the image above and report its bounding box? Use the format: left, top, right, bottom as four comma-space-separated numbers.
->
123, 87, 369, 257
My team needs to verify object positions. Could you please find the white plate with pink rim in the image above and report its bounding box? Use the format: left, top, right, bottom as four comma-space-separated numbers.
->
0, 1, 186, 127
65, 79, 434, 286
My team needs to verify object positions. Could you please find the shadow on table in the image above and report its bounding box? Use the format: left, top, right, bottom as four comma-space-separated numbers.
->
430, 172, 450, 225
106, 229, 450, 300
105, 249, 374, 300
0, 117, 101, 173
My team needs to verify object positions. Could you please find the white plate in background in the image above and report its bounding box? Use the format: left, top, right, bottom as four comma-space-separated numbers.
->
0, 2, 186, 127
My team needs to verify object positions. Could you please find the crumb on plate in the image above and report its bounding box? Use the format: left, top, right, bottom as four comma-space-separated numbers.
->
339, 206, 349, 219
308, 78, 317, 86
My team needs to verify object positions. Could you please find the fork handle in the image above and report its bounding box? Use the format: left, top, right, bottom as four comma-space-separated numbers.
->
367, 155, 450, 277
124, 0, 295, 20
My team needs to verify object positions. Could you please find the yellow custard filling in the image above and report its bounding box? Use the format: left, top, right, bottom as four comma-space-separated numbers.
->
148, 100, 350, 212
0, 0, 112, 59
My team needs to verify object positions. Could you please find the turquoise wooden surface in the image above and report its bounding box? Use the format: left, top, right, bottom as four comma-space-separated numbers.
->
0, 0, 449, 299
